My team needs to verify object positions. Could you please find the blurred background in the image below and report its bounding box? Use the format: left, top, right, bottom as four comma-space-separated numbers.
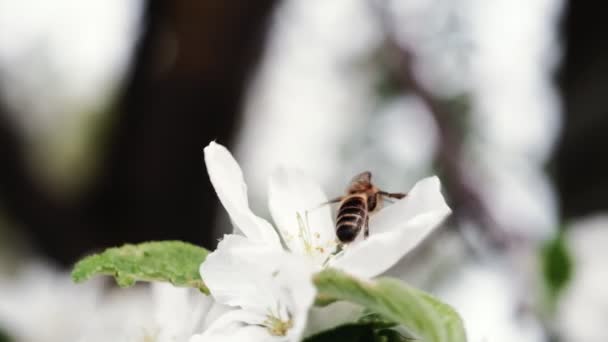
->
0, 0, 606, 341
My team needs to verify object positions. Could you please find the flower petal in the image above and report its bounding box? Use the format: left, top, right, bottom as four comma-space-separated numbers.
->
274, 253, 318, 342
330, 177, 451, 278
190, 309, 277, 342
268, 168, 336, 259
200, 234, 282, 312
371, 176, 449, 234
204, 141, 281, 246
331, 212, 450, 278
200, 234, 317, 341
151, 283, 214, 340
304, 301, 364, 338
201, 302, 232, 332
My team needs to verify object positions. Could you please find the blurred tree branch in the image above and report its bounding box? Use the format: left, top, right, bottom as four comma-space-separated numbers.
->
369, 0, 515, 250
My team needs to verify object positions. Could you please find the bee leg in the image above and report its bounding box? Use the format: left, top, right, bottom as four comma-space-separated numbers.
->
311, 196, 344, 211
326, 196, 345, 204
380, 191, 407, 200
364, 216, 370, 239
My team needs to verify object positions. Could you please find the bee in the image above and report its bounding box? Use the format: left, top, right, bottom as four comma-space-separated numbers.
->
326, 171, 406, 244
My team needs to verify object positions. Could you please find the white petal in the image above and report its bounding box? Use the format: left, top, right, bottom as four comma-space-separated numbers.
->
191, 309, 278, 342
200, 234, 317, 342
268, 168, 336, 259
331, 212, 450, 278
200, 234, 283, 312
273, 254, 318, 342
331, 177, 451, 278
204, 141, 281, 246
201, 302, 232, 332
305, 301, 364, 338
151, 283, 214, 339
370, 176, 449, 234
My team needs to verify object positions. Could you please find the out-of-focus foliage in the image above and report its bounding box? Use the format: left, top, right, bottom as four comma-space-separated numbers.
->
541, 230, 572, 308
72, 241, 209, 293
0, 327, 11, 342
0, 213, 23, 270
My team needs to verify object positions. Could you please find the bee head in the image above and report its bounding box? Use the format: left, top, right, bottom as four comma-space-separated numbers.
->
346, 171, 373, 194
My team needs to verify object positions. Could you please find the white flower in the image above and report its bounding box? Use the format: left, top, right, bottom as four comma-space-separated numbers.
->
556, 214, 608, 342
134, 283, 218, 342
0, 261, 219, 342
436, 263, 545, 342
0, 262, 103, 342
204, 141, 451, 278
78, 280, 219, 342
190, 234, 317, 342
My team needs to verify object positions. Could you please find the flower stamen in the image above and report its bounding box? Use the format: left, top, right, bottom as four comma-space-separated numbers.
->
294, 212, 338, 260
263, 302, 293, 336
296, 212, 314, 254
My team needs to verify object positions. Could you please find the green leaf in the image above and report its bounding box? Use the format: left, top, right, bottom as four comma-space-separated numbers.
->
71, 241, 210, 293
0, 327, 11, 342
304, 321, 412, 342
305, 309, 412, 342
541, 230, 573, 307
313, 268, 467, 342
357, 310, 398, 329
304, 323, 376, 342
374, 329, 415, 342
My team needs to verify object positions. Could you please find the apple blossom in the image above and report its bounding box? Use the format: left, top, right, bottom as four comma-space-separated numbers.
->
204, 141, 451, 278
190, 235, 316, 342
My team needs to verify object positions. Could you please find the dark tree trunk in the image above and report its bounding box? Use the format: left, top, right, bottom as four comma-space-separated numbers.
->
553, 1, 608, 220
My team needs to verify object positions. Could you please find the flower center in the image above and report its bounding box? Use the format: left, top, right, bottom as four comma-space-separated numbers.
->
263, 303, 293, 336
140, 328, 159, 342
264, 313, 294, 336
280, 212, 338, 261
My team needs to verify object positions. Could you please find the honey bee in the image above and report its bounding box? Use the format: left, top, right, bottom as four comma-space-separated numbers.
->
326, 171, 406, 244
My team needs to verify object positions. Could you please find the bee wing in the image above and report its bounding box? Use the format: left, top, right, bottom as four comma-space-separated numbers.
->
347, 171, 372, 192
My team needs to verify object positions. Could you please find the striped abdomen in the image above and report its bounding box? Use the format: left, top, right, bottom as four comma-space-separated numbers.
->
336, 195, 368, 243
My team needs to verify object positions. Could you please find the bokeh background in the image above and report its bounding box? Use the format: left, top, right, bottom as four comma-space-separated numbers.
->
0, 1, 606, 341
